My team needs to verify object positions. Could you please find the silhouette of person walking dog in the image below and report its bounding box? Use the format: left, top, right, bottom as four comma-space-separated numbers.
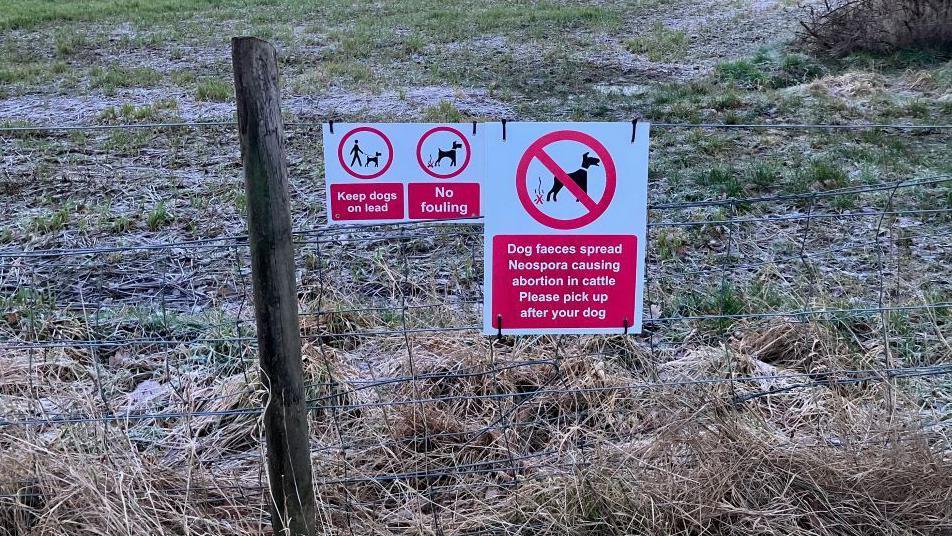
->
349, 140, 364, 167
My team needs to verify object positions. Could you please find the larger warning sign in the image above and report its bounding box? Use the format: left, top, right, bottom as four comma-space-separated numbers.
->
323, 123, 483, 224
483, 122, 650, 335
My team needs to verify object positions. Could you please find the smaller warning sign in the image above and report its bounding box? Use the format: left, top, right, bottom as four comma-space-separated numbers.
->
323, 123, 484, 224
417, 126, 472, 179
337, 126, 394, 180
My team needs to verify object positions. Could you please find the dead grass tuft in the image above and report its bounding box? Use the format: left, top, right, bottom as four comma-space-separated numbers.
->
513, 424, 952, 535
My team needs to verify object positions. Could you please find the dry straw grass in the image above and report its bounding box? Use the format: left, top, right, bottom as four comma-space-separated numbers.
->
3, 316, 948, 534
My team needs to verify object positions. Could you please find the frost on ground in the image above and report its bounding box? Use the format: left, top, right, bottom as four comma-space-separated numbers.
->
0, 86, 514, 124
0, 0, 951, 534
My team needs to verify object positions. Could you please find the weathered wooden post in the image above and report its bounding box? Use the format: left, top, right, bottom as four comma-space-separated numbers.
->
231, 36, 317, 536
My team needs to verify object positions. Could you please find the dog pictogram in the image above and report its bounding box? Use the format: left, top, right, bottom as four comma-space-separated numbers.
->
417, 126, 471, 179
545, 152, 601, 203
516, 130, 616, 230
434, 141, 464, 167
337, 126, 393, 180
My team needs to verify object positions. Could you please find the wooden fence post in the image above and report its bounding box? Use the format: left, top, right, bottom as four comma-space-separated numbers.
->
231, 36, 317, 536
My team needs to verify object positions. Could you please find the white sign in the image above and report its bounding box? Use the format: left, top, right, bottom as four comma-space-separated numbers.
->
482, 121, 650, 335
322, 123, 484, 224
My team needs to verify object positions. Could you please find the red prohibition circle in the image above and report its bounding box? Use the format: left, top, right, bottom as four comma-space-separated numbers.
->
416, 126, 471, 179
337, 126, 394, 180
515, 130, 616, 230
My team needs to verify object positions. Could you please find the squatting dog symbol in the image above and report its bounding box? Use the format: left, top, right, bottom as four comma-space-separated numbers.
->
545, 152, 601, 202
434, 141, 464, 167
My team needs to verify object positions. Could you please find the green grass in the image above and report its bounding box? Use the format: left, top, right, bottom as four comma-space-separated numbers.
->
0, 0, 230, 30
97, 100, 177, 123
695, 165, 744, 197
669, 282, 747, 334
400, 3, 618, 38
195, 80, 233, 102
650, 81, 711, 105
656, 228, 688, 261
0, 61, 70, 86
90, 65, 162, 93
323, 60, 372, 85
832, 194, 856, 211
716, 50, 824, 90
32, 206, 71, 233
423, 101, 465, 122
147, 202, 171, 230
745, 162, 782, 191
329, 24, 379, 57
840, 47, 952, 73
708, 90, 742, 111
808, 158, 850, 189
716, 58, 768, 87
170, 69, 198, 85
5, 0, 624, 99
109, 214, 133, 232
105, 129, 151, 152
902, 99, 929, 118
53, 28, 88, 57
2, 0, 619, 37
625, 23, 687, 62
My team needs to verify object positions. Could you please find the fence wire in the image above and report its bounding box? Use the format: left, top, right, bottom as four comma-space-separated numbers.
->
1, 121, 951, 533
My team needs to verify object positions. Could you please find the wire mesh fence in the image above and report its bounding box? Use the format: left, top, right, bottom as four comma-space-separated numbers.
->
1, 120, 951, 533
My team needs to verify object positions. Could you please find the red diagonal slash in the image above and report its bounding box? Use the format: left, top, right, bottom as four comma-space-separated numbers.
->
530, 148, 599, 212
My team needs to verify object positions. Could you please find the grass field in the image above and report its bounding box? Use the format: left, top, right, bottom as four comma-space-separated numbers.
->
1, 0, 951, 534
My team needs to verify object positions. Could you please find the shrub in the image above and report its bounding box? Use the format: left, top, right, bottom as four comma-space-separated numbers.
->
798, 0, 952, 57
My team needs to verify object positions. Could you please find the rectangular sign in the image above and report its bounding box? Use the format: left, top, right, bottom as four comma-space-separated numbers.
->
407, 183, 480, 220
323, 123, 484, 224
482, 121, 650, 335
329, 183, 403, 221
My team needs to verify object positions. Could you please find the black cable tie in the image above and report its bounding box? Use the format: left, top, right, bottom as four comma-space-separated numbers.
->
328, 119, 335, 134
631, 118, 639, 143
496, 314, 503, 339
623, 318, 629, 335
472, 121, 477, 135
501, 119, 507, 141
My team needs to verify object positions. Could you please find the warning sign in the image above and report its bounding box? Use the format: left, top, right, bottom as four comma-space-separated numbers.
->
337, 126, 394, 180
417, 126, 472, 179
483, 122, 650, 335
323, 123, 484, 224
516, 130, 616, 230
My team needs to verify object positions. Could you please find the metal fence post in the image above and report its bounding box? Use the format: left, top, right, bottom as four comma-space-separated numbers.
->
231, 36, 317, 536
